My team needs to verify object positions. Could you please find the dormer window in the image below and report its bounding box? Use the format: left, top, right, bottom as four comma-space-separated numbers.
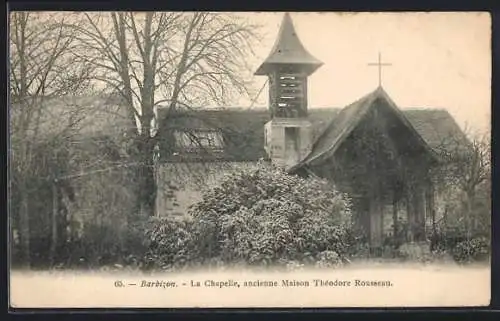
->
174, 129, 224, 153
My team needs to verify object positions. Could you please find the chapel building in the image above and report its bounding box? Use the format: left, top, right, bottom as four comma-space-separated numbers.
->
155, 13, 468, 251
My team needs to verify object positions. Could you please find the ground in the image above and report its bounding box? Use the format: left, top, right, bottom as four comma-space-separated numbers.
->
10, 261, 490, 308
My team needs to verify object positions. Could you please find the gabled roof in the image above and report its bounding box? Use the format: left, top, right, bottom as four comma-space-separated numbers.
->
254, 12, 323, 76
156, 101, 467, 164
294, 86, 444, 169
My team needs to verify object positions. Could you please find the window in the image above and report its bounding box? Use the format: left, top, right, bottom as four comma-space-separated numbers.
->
174, 130, 224, 152
277, 74, 304, 107
273, 73, 305, 117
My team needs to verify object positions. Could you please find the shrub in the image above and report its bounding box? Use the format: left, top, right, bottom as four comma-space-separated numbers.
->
430, 215, 491, 263
142, 216, 198, 271
315, 250, 343, 268
143, 163, 353, 270
451, 237, 490, 263
184, 162, 353, 268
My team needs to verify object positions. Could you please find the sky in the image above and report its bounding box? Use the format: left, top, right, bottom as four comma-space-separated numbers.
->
11, 12, 491, 134
237, 12, 491, 134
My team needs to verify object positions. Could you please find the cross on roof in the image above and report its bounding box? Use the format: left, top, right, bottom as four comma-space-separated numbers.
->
367, 52, 392, 87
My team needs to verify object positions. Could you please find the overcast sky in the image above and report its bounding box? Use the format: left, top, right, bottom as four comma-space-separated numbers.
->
238, 12, 491, 134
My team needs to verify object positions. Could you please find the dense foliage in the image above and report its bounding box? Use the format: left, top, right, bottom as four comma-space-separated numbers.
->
143, 163, 354, 270
10, 135, 141, 269
143, 218, 198, 271
430, 217, 490, 264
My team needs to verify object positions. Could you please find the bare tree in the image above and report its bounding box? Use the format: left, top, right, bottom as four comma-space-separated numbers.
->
9, 12, 93, 268
432, 127, 491, 239
72, 12, 257, 218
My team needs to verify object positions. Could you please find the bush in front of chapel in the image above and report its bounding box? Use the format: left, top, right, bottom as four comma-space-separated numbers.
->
143, 162, 354, 270
191, 162, 354, 268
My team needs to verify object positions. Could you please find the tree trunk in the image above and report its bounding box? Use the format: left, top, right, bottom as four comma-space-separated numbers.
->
465, 190, 475, 241
131, 133, 157, 219
50, 182, 58, 267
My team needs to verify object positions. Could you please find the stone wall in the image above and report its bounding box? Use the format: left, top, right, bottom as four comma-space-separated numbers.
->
155, 161, 257, 218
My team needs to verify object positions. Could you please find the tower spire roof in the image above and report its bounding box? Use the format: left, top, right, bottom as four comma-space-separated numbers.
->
255, 12, 323, 76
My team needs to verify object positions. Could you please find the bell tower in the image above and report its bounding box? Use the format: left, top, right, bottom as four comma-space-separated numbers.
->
256, 12, 323, 169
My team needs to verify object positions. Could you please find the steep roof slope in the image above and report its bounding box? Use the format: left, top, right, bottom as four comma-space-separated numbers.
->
403, 108, 469, 151
254, 12, 323, 76
296, 87, 468, 168
156, 99, 466, 163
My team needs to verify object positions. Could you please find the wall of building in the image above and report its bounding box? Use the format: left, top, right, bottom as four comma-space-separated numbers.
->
264, 119, 313, 169
155, 161, 257, 218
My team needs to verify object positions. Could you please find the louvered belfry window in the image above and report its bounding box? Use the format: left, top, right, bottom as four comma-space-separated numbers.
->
269, 71, 307, 118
